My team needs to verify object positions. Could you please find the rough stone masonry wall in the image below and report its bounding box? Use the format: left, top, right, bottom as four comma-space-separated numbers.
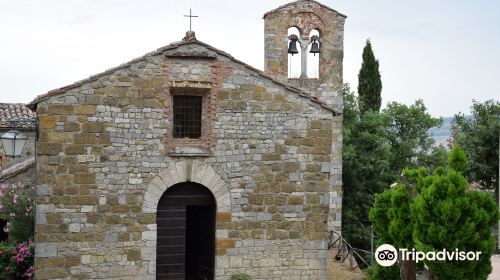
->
34, 43, 340, 279
264, 1, 345, 236
264, 1, 345, 111
212, 57, 338, 279
263, 0, 344, 235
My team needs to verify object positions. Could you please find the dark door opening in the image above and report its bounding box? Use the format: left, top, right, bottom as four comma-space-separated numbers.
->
0, 219, 8, 242
186, 205, 215, 280
157, 183, 216, 280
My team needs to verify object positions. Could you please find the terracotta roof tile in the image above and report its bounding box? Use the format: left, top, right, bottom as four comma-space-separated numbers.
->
0, 103, 37, 129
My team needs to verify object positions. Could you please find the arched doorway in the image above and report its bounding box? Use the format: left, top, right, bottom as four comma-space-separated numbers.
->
156, 182, 216, 280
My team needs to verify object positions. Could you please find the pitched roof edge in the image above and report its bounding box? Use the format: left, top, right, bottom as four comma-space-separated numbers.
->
263, 0, 347, 19
29, 40, 340, 115
0, 157, 35, 182
27, 43, 179, 108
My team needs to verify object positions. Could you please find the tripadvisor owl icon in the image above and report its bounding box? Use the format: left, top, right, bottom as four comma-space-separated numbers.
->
374, 244, 482, 266
375, 244, 398, 267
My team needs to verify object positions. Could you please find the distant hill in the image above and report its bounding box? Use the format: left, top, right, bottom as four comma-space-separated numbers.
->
429, 117, 453, 146
428, 115, 472, 146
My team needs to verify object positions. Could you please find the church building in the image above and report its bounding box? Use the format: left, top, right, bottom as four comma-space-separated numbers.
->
30, 0, 345, 279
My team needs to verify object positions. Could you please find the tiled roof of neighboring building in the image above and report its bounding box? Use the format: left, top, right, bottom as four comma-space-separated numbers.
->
0, 103, 37, 129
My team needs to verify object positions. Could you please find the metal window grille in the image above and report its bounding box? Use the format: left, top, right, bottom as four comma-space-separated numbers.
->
173, 95, 202, 138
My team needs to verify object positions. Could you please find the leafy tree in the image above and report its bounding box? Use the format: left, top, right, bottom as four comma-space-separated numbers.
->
342, 85, 443, 258
383, 100, 442, 175
366, 263, 400, 280
369, 188, 395, 246
452, 99, 500, 191
344, 74, 447, 276
448, 145, 467, 174
369, 169, 424, 280
368, 185, 409, 280
342, 83, 359, 127
417, 145, 449, 173
342, 84, 392, 253
358, 39, 382, 113
412, 147, 499, 279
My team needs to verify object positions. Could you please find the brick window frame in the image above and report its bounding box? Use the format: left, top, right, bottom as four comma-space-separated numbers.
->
166, 81, 214, 156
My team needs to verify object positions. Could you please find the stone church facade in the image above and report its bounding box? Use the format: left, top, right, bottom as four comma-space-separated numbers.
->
30, 1, 345, 279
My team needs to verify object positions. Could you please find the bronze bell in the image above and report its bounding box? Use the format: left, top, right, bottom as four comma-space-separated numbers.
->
309, 35, 320, 56
288, 34, 299, 55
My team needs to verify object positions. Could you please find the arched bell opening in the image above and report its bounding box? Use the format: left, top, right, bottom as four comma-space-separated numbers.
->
307, 29, 321, 79
156, 182, 216, 280
287, 26, 302, 78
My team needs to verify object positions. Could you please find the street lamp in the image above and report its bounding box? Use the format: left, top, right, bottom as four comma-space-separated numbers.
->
0, 130, 27, 157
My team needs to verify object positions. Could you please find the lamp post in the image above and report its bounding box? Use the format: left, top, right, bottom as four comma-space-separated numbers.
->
0, 130, 27, 158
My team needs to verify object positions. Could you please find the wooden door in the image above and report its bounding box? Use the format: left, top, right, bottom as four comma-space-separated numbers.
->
156, 183, 216, 280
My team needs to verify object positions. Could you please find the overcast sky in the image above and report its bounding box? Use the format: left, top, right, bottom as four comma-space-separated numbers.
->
0, 0, 499, 117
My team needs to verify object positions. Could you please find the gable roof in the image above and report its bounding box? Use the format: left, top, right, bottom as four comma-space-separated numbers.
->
0, 103, 37, 129
263, 0, 347, 19
29, 38, 339, 115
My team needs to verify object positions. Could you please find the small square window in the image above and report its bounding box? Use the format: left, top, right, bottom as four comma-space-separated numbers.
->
173, 95, 202, 139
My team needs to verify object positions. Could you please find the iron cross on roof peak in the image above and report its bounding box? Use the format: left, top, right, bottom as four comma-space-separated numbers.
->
183, 9, 199, 32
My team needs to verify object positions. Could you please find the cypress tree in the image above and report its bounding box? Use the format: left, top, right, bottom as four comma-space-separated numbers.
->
342, 83, 393, 257
358, 39, 382, 113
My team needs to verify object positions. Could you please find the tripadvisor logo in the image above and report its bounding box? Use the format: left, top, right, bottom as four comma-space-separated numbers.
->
374, 244, 482, 267
375, 244, 398, 267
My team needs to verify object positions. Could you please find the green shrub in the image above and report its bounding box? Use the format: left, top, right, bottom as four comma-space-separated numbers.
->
0, 241, 34, 279
369, 147, 500, 279
0, 183, 35, 242
366, 263, 400, 280
0, 243, 16, 277
231, 272, 252, 280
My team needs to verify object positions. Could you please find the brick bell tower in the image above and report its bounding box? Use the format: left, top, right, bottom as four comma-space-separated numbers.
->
263, 0, 346, 110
